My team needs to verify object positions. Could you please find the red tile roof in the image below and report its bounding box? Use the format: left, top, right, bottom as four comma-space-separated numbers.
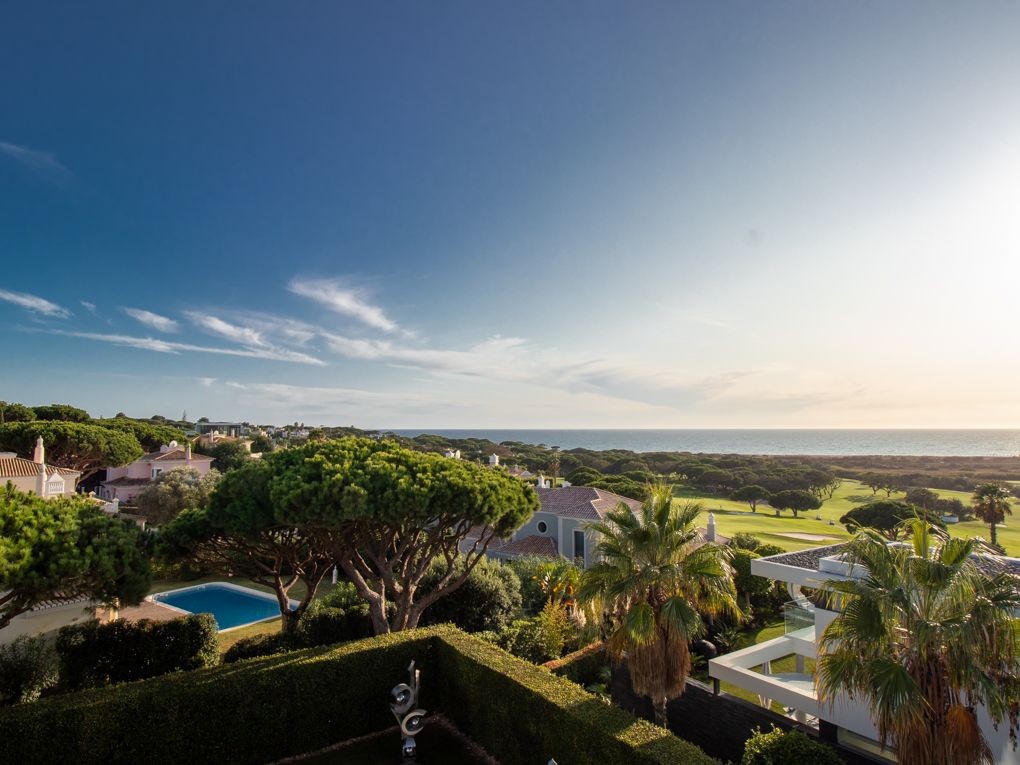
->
0, 457, 80, 479
535, 486, 642, 520
495, 534, 558, 557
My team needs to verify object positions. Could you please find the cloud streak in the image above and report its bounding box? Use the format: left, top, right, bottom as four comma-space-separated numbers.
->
0, 141, 72, 183
124, 307, 179, 333
288, 277, 405, 335
0, 288, 71, 318
185, 312, 266, 346
52, 330, 325, 365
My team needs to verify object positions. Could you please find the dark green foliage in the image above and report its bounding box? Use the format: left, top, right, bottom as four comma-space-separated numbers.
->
433, 630, 719, 765
768, 489, 822, 517
0, 636, 58, 704
587, 475, 649, 501
730, 485, 770, 512
506, 555, 581, 615
545, 642, 606, 686
0, 627, 717, 765
0, 486, 151, 631
32, 404, 91, 422
94, 418, 187, 452
731, 550, 770, 608
248, 434, 274, 453
754, 543, 784, 558
297, 605, 374, 647
195, 440, 252, 472
839, 500, 942, 539
0, 421, 142, 476
56, 615, 218, 690
222, 632, 299, 663
741, 726, 843, 765
730, 532, 762, 551
566, 466, 604, 486
0, 402, 35, 423
418, 557, 522, 633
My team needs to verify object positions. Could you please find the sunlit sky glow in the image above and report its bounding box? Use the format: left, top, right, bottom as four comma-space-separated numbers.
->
2, 3, 1019, 428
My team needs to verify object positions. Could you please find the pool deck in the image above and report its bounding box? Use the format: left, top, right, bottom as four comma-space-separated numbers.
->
120, 600, 181, 623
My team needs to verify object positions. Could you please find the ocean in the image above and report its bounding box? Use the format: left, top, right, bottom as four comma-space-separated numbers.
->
388, 429, 1020, 457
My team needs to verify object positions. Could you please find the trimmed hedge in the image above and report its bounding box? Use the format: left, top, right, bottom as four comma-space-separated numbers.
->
56, 615, 218, 690
544, 641, 606, 686
0, 629, 434, 764
0, 626, 718, 765
433, 631, 718, 765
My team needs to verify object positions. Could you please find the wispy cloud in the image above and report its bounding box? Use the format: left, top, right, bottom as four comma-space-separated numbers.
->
0, 288, 70, 318
80, 301, 97, 314
222, 380, 432, 413
185, 312, 265, 346
0, 141, 72, 184
288, 277, 405, 335
52, 330, 325, 365
124, 307, 179, 333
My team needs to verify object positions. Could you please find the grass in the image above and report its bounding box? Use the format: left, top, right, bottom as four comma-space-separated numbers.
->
678, 479, 1020, 555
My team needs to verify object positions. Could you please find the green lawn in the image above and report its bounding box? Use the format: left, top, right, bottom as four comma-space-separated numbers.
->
679, 479, 1020, 555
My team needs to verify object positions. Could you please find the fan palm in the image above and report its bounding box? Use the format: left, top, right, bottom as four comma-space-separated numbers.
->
578, 485, 739, 727
817, 520, 1020, 765
971, 483, 1013, 548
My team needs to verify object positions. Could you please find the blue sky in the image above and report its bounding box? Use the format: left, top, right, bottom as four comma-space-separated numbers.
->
3, 2, 1020, 428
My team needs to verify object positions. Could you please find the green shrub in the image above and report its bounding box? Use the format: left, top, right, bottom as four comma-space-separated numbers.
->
418, 557, 522, 633
0, 636, 58, 704
222, 632, 298, 663
0, 627, 717, 765
297, 604, 374, 647
305, 581, 362, 612
544, 641, 605, 686
730, 532, 761, 551
56, 615, 218, 690
741, 726, 843, 765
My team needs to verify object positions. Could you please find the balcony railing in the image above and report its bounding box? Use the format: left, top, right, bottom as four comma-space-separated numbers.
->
783, 598, 814, 635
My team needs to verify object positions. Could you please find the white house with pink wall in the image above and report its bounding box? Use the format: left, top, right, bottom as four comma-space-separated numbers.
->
100, 440, 213, 503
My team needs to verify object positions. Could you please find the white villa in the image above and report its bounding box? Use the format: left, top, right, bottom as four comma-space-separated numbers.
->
709, 544, 1020, 764
0, 437, 80, 498
100, 440, 213, 503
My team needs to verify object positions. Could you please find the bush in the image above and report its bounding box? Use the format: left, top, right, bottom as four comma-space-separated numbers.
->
56, 615, 218, 690
544, 641, 606, 686
730, 532, 761, 551
741, 726, 843, 765
0, 627, 718, 765
754, 543, 784, 558
297, 604, 374, 647
507, 555, 578, 615
418, 556, 522, 633
0, 636, 58, 705
222, 632, 299, 663
489, 605, 579, 663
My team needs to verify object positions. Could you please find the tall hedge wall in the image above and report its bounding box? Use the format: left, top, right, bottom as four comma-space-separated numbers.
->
432, 632, 717, 765
0, 626, 717, 765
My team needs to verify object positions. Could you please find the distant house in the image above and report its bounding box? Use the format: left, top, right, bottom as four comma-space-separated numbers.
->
100, 440, 213, 503
195, 421, 245, 437
444, 449, 461, 460
463, 486, 727, 569
0, 437, 80, 498
195, 430, 253, 452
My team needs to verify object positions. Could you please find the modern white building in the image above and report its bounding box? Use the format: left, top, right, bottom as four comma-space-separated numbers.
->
709, 544, 1020, 764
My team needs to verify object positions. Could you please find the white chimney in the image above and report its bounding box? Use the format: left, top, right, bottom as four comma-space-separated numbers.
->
706, 512, 717, 542
488, 454, 499, 467
185, 442, 192, 461
32, 436, 45, 464
36, 461, 46, 497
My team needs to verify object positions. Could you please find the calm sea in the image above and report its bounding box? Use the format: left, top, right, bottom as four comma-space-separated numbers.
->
388, 429, 1020, 457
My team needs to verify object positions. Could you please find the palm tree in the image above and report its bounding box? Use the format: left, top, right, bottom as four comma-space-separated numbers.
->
817, 520, 1020, 765
578, 485, 739, 727
971, 483, 1013, 548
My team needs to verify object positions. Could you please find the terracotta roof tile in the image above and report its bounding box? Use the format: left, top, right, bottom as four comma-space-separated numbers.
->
535, 486, 642, 521
0, 457, 80, 479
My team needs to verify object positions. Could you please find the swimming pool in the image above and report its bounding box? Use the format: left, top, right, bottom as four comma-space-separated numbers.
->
150, 582, 294, 631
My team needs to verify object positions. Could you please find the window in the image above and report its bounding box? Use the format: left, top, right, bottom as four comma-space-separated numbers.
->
152, 468, 163, 478
537, 521, 548, 533
573, 530, 585, 564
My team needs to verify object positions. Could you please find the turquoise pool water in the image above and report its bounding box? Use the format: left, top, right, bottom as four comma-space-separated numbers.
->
151, 583, 287, 630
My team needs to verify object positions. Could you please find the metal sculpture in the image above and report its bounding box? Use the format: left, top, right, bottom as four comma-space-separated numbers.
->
390, 660, 426, 759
